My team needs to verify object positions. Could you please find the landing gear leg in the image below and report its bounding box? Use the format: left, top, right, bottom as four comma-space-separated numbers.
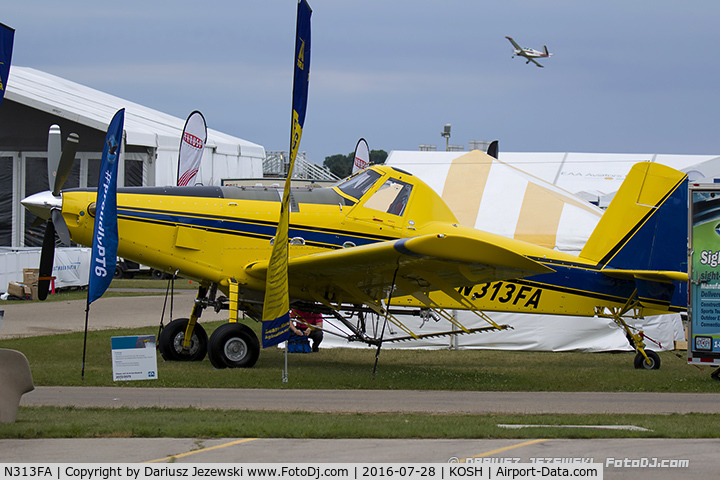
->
182, 285, 208, 352
613, 316, 661, 370
158, 285, 209, 361
596, 295, 661, 370
207, 279, 260, 368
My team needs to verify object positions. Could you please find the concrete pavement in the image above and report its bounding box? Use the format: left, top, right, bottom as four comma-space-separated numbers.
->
0, 290, 226, 338
20, 386, 720, 414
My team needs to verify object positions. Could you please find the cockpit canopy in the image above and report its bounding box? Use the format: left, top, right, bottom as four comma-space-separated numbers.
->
332, 167, 413, 217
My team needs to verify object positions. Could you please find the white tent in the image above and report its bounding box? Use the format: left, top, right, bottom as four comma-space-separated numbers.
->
387, 149, 604, 254
5, 66, 265, 187
2, 66, 267, 249
498, 151, 720, 206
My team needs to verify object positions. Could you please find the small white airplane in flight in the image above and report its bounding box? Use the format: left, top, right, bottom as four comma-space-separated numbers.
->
505, 36, 553, 68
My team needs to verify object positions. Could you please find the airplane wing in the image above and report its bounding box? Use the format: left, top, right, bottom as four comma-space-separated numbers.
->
505, 36, 522, 50
528, 58, 544, 68
245, 234, 555, 307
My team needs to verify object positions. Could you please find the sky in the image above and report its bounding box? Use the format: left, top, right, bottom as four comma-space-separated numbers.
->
4, 1, 720, 164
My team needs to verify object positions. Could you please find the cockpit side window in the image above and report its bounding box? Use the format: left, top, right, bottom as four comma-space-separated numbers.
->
363, 179, 413, 216
333, 169, 382, 200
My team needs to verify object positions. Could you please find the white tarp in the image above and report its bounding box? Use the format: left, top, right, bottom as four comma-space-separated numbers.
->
320, 311, 684, 352
0, 247, 91, 294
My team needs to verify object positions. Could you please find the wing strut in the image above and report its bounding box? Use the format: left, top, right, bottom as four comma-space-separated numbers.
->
413, 270, 505, 331
308, 281, 419, 340
373, 264, 400, 379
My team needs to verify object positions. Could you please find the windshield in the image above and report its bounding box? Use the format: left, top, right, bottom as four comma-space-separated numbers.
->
333, 169, 382, 200
364, 178, 413, 216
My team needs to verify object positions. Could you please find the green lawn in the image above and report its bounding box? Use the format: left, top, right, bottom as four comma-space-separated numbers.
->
0, 320, 716, 391
1, 306, 719, 439
3, 408, 718, 440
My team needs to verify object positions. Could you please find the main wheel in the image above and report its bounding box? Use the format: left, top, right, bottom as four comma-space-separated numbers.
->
208, 323, 260, 369
158, 318, 208, 361
151, 269, 168, 280
634, 350, 661, 370
114, 265, 125, 279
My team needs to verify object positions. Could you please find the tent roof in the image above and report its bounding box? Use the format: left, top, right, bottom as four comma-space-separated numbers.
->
5, 66, 265, 158
387, 149, 604, 253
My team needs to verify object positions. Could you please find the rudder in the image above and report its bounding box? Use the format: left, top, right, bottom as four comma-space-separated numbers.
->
579, 161, 688, 273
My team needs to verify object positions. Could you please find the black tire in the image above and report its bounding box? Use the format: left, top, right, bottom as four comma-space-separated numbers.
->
634, 350, 661, 370
114, 265, 125, 279
208, 323, 260, 369
151, 269, 167, 280
158, 318, 208, 361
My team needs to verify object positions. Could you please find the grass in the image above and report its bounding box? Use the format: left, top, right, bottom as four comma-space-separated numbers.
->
2, 408, 719, 440
0, 320, 716, 391
109, 277, 197, 290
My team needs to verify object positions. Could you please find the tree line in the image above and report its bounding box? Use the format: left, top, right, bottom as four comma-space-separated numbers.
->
323, 149, 388, 178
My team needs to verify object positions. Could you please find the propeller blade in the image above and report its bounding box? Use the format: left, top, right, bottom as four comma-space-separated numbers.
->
38, 221, 56, 301
51, 208, 71, 246
47, 125, 61, 190
52, 133, 79, 196
30, 216, 46, 228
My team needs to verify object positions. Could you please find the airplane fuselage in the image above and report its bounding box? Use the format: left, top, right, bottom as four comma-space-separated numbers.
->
55, 165, 683, 319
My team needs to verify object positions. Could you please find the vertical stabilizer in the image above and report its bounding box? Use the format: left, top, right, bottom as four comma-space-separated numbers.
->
579, 162, 687, 273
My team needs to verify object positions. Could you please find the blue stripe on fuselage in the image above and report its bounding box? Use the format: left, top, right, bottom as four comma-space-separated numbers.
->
521, 260, 683, 310
117, 206, 395, 249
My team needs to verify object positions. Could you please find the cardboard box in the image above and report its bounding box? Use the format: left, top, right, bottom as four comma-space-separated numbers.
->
7, 282, 28, 298
23, 268, 39, 286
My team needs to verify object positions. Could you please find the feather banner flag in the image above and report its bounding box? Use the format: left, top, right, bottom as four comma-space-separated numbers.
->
87, 109, 124, 305
261, 0, 312, 348
177, 110, 207, 186
0, 23, 14, 107
352, 138, 370, 174
83, 108, 124, 378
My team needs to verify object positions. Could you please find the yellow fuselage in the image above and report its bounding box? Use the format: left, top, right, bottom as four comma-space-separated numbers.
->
58, 165, 679, 318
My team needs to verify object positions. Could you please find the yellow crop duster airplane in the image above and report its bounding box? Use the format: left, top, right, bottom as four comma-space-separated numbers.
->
23, 150, 688, 370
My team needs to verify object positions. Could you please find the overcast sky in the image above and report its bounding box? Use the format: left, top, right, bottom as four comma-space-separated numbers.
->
5, 1, 720, 163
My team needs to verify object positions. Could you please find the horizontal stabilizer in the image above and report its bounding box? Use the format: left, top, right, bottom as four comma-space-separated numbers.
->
600, 269, 688, 283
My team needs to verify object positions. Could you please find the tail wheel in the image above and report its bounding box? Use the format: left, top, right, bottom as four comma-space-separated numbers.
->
208, 323, 260, 369
634, 350, 661, 370
158, 318, 208, 361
